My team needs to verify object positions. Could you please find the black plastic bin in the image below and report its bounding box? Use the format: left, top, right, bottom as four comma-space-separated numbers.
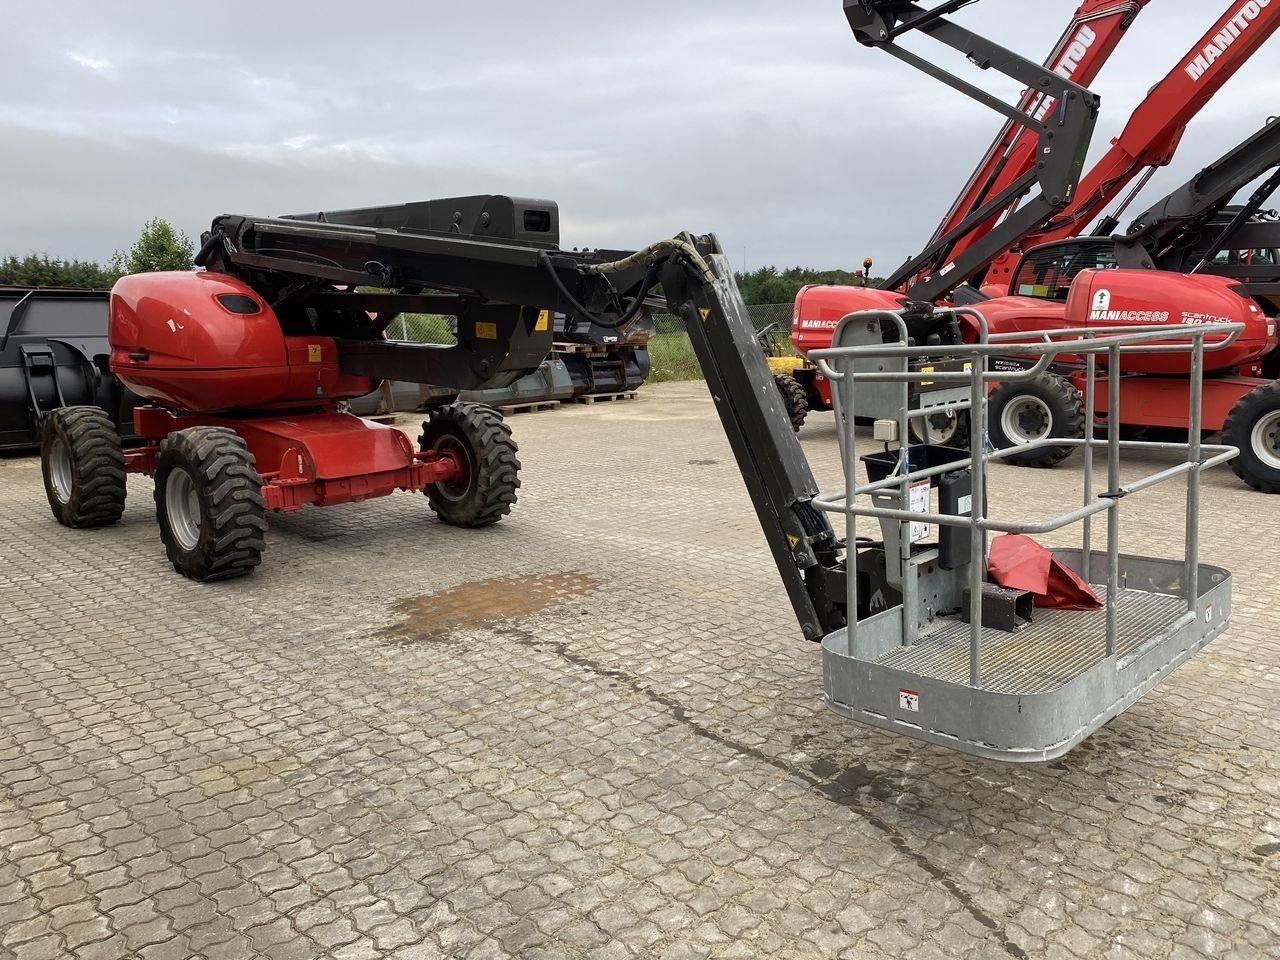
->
861, 444, 971, 487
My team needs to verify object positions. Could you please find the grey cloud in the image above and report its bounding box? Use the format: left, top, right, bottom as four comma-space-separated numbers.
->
2, 1, 1276, 272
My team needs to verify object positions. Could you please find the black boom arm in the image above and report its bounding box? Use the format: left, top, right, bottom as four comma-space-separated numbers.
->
846, 1, 1101, 301
196, 200, 847, 641
1116, 116, 1280, 274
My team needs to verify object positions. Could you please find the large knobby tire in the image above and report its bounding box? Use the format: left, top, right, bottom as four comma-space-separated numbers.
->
773, 374, 809, 432
41, 406, 127, 528
1223, 381, 1280, 494
909, 409, 971, 449
154, 427, 267, 581
987, 374, 1085, 468
419, 403, 520, 527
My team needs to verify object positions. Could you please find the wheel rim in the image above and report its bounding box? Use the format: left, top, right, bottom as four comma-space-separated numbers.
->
1001, 396, 1053, 446
165, 467, 203, 552
49, 435, 74, 505
431, 435, 475, 502
918, 411, 960, 445
1251, 410, 1280, 471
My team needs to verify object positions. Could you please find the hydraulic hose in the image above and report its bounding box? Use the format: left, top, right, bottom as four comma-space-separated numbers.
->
538, 252, 661, 331
539, 235, 716, 331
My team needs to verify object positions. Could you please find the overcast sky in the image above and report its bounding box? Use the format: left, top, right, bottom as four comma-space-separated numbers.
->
2, 1, 1276, 273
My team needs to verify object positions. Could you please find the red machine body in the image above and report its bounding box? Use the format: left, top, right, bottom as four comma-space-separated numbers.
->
1061, 269, 1275, 373
972, 269, 1274, 374
123, 406, 460, 513
790, 286, 906, 408
791, 270, 1278, 430
110, 271, 375, 411
109, 270, 461, 514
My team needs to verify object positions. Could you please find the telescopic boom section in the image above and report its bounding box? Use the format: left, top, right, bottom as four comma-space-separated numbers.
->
982, 0, 1280, 289
923, 1, 1148, 281
846, 2, 1101, 303
1113, 115, 1280, 292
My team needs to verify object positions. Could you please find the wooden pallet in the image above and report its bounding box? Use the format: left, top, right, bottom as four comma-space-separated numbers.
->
551, 342, 596, 355
573, 391, 639, 405
497, 399, 562, 416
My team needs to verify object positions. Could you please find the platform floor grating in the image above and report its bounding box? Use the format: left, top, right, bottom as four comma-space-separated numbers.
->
875, 588, 1188, 695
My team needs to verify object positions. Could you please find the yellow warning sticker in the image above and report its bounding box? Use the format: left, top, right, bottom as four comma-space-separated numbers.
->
475, 321, 498, 340
535, 310, 550, 331
699, 308, 711, 321
921, 364, 933, 386
787, 534, 800, 549
307, 344, 323, 363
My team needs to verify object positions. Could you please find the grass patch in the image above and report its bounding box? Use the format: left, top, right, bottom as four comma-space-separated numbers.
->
647, 332, 702, 382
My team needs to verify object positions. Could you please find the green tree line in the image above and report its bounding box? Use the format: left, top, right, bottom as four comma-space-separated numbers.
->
733, 265, 882, 306
0, 218, 195, 289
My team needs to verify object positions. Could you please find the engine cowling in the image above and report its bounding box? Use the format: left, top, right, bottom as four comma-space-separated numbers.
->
790, 285, 905, 355
110, 271, 375, 412
1064, 269, 1276, 374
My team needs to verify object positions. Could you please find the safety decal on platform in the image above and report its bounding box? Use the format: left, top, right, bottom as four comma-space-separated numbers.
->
699, 308, 711, 321
899, 689, 920, 713
475, 321, 498, 340
307, 344, 322, 362
1204, 604, 1214, 623
535, 310, 550, 331
909, 481, 931, 543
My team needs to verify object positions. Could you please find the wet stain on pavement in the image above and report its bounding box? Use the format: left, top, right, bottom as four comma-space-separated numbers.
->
379, 572, 600, 645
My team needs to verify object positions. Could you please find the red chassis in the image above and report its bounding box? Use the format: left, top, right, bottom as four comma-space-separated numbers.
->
123, 405, 463, 513
1066, 372, 1267, 433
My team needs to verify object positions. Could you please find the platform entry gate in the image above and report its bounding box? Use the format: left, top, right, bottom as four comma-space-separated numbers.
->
809, 310, 1243, 762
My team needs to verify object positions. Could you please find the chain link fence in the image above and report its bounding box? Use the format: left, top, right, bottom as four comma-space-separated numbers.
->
380, 302, 797, 384
387, 313, 457, 344
650, 302, 795, 382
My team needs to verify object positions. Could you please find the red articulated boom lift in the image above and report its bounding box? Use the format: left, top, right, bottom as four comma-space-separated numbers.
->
38, 2, 1248, 761
980, 116, 1280, 489
790, 0, 1160, 430
790, 0, 1280, 491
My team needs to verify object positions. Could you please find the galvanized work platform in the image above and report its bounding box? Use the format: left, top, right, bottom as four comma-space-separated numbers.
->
824, 551, 1233, 762
882, 585, 1184, 696
811, 310, 1245, 763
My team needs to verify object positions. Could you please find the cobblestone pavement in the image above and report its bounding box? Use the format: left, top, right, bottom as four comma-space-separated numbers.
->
1, 381, 1277, 960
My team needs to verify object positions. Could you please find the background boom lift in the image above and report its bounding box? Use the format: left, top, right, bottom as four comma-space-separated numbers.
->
979, 0, 1280, 293
793, 1, 1280, 491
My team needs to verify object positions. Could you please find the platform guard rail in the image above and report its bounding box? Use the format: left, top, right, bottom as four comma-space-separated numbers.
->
806, 310, 1243, 760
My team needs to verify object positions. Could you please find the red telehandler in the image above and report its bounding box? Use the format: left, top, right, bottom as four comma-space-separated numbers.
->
789, 0, 1280, 492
